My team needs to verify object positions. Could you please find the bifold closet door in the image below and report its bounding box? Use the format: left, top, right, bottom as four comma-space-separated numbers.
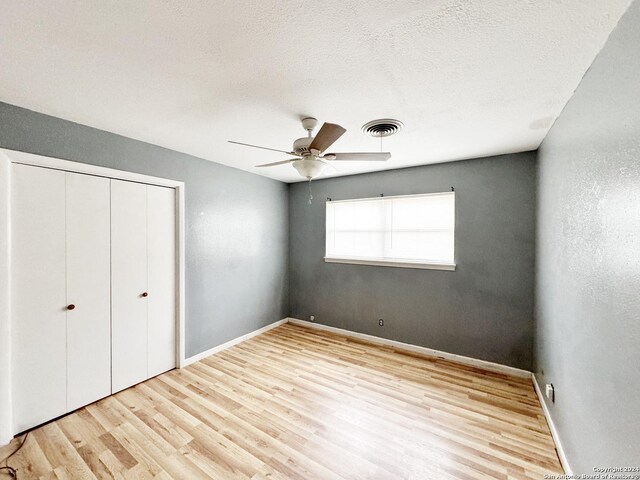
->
111, 181, 176, 392
65, 172, 111, 411
12, 166, 111, 432
147, 185, 176, 378
12, 165, 67, 433
111, 180, 148, 393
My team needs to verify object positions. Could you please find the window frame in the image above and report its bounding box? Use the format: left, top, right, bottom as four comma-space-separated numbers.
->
324, 192, 456, 271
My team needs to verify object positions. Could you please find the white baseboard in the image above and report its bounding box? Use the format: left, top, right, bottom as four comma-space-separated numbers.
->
531, 373, 572, 474
287, 318, 531, 378
184, 317, 531, 379
182, 318, 288, 366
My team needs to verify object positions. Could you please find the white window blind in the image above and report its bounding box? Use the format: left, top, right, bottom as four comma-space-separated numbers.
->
325, 192, 455, 270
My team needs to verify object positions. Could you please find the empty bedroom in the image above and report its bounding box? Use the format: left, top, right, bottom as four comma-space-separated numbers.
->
0, 1, 638, 478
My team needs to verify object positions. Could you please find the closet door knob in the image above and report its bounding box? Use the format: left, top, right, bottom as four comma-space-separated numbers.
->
142, 292, 149, 297
67, 304, 76, 310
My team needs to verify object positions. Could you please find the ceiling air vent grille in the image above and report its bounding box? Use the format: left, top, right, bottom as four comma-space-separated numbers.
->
362, 119, 404, 137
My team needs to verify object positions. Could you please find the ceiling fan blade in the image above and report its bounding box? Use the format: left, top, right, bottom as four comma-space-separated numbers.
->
325, 152, 391, 161
229, 140, 295, 155
255, 158, 299, 167
308, 123, 346, 153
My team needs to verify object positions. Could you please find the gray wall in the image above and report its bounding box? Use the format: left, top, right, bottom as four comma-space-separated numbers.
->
289, 153, 536, 370
0, 102, 289, 358
534, 0, 640, 471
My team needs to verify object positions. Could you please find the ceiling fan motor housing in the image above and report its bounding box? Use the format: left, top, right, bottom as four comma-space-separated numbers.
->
293, 136, 313, 155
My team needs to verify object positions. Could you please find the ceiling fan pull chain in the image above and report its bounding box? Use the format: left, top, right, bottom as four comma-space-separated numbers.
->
308, 179, 313, 205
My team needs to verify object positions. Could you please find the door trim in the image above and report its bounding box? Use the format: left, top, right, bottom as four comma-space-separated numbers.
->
0, 152, 12, 445
0, 148, 187, 444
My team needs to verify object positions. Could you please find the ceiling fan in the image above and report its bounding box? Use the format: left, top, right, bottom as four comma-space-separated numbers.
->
228, 117, 391, 180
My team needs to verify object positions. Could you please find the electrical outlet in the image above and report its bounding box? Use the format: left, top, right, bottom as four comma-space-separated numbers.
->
545, 383, 555, 403
310, 315, 315, 322
378, 319, 384, 326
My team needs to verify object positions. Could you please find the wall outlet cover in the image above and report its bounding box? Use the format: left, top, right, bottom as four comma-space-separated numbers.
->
545, 383, 555, 403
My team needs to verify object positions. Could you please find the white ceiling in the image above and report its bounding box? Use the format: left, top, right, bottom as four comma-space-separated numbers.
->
0, 1, 631, 183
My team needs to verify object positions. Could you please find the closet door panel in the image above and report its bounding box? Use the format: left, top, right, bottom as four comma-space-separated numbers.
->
111, 180, 148, 393
12, 164, 67, 432
66, 172, 111, 411
147, 185, 176, 377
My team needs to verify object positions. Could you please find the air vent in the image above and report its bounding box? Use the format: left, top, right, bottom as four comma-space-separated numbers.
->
362, 119, 404, 137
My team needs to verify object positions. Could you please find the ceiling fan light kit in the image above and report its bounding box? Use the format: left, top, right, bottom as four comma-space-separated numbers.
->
292, 158, 326, 180
228, 116, 396, 182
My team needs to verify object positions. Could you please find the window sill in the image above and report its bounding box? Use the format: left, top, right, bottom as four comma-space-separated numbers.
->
324, 257, 456, 271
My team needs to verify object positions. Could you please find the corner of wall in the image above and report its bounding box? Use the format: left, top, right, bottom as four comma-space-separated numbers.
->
286, 181, 294, 318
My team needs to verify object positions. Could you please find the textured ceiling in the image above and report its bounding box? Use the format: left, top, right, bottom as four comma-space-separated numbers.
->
0, 1, 632, 182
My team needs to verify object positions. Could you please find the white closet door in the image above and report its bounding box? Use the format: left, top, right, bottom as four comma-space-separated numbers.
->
111, 180, 148, 393
12, 164, 67, 432
66, 172, 111, 411
147, 185, 176, 377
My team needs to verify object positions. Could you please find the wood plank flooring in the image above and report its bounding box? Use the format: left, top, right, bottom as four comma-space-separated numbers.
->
1, 323, 562, 479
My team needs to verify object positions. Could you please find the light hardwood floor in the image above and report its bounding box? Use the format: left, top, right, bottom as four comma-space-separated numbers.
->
1, 323, 562, 479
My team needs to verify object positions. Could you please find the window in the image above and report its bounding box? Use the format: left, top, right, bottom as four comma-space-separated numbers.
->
325, 192, 455, 270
